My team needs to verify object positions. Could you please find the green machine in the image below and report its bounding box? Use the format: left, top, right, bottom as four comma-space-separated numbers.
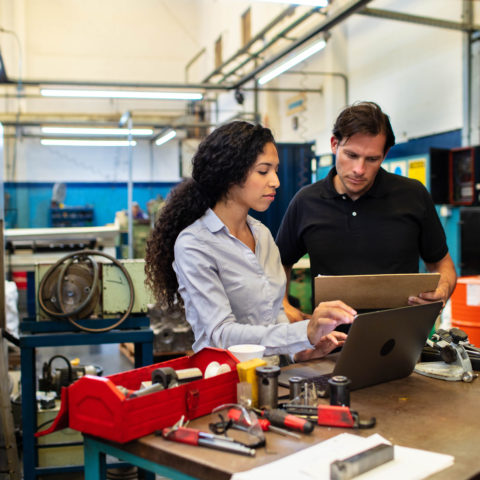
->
35, 250, 154, 331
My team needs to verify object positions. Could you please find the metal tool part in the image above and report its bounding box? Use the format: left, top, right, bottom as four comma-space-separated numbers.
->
415, 327, 478, 382
328, 375, 351, 406
129, 382, 165, 398
256, 365, 280, 409
288, 376, 304, 401
330, 443, 394, 480
267, 424, 301, 439
152, 367, 178, 388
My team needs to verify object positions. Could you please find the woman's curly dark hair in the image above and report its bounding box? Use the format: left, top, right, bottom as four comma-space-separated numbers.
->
145, 121, 275, 307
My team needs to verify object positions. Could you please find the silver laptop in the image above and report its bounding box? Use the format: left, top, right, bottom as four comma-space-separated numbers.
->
279, 301, 443, 391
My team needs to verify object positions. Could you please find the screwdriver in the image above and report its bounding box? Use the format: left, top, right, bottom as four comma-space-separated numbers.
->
162, 426, 255, 457
257, 408, 314, 434
227, 408, 301, 439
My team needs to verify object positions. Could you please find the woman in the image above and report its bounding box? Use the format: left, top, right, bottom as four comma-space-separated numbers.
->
145, 121, 356, 361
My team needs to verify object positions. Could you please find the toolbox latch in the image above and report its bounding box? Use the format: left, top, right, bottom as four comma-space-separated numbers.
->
186, 388, 200, 415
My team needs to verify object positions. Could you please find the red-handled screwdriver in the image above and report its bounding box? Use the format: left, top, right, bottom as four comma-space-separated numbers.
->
227, 408, 301, 438
162, 426, 255, 456
258, 409, 314, 434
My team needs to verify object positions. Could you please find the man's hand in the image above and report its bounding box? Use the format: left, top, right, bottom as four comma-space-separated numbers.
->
294, 331, 347, 362
283, 297, 311, 323
306, 300, 357, 346
409, 253, 457, 307
408, 281, 450, 307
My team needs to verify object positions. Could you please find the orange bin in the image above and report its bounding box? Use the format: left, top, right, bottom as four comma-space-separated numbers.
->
451, 276, 480, 347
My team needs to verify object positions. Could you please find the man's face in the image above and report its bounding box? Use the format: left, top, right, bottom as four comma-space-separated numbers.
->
331, 132, 387, 201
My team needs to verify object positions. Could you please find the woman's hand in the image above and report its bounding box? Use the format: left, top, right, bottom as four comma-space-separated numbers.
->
294, 331, 347, 362
306, 300, 356, 346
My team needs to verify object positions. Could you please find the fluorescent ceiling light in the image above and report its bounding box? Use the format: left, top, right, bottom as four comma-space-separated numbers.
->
40, 89, 203, 100
41, 127, 153, 136
41, 139, 137, 147
250, 0, 328, 5
155, 130, 177, 146
258, 38, 327, 85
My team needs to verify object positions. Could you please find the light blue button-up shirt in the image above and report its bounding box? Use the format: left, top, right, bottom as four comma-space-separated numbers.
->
173, 209, 313, 356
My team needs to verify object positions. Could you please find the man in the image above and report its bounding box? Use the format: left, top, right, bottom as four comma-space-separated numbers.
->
276, 101, 457, 323
132, 201, 148, 221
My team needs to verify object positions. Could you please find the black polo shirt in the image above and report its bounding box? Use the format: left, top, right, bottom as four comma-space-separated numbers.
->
276, 167, 448, 282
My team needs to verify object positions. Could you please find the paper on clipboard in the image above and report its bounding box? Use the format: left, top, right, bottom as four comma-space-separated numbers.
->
314, 273, 440, 309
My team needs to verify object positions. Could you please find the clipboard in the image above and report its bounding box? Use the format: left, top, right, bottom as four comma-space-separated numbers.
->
314, 273, 440, 309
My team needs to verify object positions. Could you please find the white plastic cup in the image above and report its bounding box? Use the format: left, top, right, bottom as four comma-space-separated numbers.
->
227, 344, 266, 362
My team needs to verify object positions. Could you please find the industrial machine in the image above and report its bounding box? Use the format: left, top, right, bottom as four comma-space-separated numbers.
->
38, 354, 102, 396
34, 248, 194, 353
35, 249, 154, 332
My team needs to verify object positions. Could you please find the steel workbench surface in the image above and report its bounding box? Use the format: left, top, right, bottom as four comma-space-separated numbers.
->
83, 356, 480, 480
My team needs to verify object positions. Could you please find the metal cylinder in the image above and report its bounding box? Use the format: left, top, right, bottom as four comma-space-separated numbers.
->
328, 375, 351, 406
256, 365, 280, 409
288, 376, 304, 401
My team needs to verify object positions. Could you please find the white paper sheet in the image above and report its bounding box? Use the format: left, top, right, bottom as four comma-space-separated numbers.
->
231, 433, 454, 480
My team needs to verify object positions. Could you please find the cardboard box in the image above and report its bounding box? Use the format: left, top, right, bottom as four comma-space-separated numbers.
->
36, 347, 239, 443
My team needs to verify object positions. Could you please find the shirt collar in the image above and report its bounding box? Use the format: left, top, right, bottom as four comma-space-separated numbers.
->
203, 208, 225, 233
203, 208, 261, 238
320, 166, 389, 199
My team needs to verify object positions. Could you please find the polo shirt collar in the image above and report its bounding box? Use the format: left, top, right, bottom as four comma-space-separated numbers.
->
321, 166, 389, 199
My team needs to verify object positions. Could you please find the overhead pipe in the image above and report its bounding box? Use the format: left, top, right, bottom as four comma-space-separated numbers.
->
202, 5, 297, 83
7, 78, 233, 91
359, 7, 480, 32
281, 70, 348, 105
462, 0, 473, 146
185, 47, 206, 83
230, 0, 373, 90
216, 6, 325, 84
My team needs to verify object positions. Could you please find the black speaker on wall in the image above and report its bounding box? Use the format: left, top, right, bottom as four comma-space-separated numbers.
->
460, 207, 480, 276
429, 147, 450, 204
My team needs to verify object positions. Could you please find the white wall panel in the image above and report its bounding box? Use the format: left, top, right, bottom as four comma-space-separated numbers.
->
16, 137, 180, 182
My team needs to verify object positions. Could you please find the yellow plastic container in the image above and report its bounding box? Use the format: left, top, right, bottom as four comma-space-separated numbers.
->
236, 358, 267, 408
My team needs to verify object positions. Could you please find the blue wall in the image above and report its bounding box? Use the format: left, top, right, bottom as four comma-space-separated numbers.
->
4, 181, 179, 228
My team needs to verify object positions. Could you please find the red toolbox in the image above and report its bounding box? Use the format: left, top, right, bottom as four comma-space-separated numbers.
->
37, 347, 239, 443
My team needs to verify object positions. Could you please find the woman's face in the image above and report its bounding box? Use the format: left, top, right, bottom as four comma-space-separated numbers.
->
229, 142, 280, 212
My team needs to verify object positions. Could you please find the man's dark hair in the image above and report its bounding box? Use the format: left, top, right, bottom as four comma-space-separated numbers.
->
332, 101, 395, 155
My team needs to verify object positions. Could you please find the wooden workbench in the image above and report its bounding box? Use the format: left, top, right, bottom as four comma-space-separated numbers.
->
83, 357, 480, 480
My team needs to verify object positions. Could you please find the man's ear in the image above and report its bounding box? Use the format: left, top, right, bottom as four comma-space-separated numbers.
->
330, 136, 339, 154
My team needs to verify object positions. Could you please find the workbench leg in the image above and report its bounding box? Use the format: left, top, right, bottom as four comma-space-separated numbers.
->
84, 436, 107, 480
20, 345, 37, 480
134, 339, 153, 368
